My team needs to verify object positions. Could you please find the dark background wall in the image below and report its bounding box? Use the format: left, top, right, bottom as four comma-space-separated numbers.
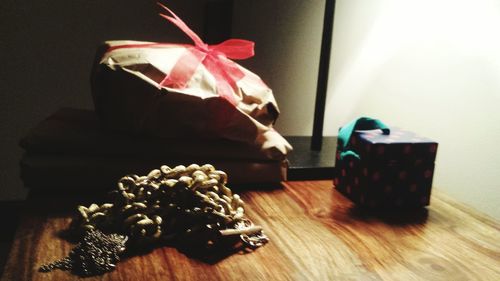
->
0, 0, 324, 200
0, 0, 209, 199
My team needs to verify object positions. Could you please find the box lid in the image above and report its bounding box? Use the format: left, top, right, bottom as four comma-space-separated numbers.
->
350, 128, 438, 164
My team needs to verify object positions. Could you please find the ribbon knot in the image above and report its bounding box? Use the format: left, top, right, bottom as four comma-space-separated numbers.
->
157, 3, 255, 105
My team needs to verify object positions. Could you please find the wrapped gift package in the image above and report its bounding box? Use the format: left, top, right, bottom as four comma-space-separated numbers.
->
91, 4, 291, 161
334, 118, 438, 208
18, 5, 291, 195
19, 108, 288, 190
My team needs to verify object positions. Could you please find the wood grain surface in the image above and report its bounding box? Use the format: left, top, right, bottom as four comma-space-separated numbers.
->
2, 181, 499, 281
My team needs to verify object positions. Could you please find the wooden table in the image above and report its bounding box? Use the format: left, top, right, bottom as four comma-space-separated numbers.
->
1, 181, 499, 281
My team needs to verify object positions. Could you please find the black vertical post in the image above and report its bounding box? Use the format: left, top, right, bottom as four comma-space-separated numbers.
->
203, 0, 234, 44
311, 0, 336, 151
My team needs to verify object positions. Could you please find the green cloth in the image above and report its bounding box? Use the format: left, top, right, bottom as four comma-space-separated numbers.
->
338, 117, 390, 160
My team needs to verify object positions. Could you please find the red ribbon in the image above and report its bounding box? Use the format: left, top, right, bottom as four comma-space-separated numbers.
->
108, 3, 256, 105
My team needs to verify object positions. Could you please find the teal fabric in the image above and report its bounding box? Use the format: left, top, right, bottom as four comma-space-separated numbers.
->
338, 117, 390, 160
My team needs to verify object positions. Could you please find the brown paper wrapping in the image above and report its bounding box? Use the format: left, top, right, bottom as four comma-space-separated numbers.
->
91, 41, 292, 160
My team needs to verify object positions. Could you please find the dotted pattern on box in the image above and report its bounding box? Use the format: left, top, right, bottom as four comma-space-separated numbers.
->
334, 128, 438, 208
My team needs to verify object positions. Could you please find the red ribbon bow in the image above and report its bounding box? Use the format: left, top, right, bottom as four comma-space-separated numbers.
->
105, 4, 255, 104
156, 3, 255, 104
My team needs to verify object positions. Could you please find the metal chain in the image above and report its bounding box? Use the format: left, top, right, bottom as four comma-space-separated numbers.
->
39, 229, 128, 276
40, 164, 268, 276
71, 164, 268, 247
39, 257, 72, 272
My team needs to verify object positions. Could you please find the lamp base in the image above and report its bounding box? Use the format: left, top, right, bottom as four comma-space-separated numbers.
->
285, 136, 336, 180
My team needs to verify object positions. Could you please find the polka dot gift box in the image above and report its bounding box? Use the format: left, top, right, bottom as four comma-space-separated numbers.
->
334, 117, 438, 208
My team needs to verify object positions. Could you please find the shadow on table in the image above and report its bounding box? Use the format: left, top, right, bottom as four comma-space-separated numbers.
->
56, 224, 261, 273
346, 206, 429, 226
0, 202, 22, 278
124, 238, 259, 265
230, 182, 284, 193
49, 229, 258, 277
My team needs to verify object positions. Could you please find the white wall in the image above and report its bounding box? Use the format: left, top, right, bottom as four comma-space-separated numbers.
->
234, 0, 500, 218
325, 0, 500, 218
232, 0, 324, 135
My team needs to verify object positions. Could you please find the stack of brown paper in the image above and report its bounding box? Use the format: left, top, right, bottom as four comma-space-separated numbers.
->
20, 108, 287, 191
